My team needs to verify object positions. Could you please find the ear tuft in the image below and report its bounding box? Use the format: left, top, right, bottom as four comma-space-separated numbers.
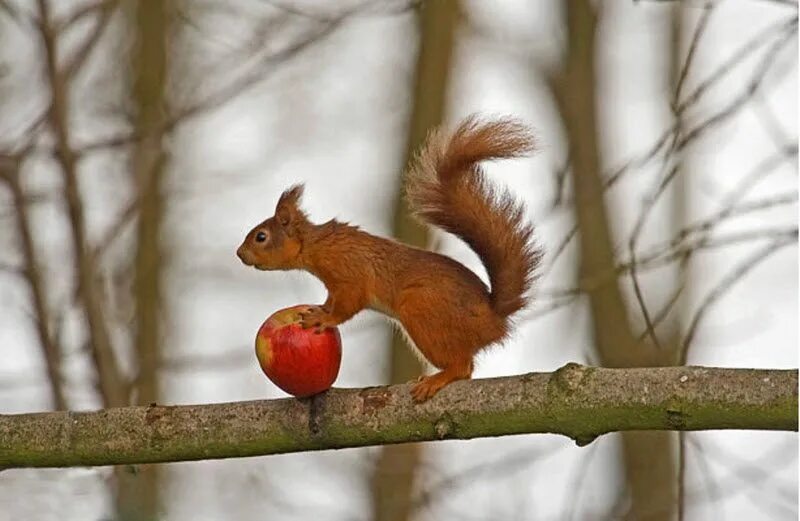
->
275, 183, 307, 229
277, 184, 305, 210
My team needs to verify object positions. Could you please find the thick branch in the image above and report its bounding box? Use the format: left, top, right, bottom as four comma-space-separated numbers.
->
1, 365, 796, 469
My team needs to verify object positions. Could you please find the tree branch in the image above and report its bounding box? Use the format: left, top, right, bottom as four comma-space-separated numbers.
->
1, 365, 796, 469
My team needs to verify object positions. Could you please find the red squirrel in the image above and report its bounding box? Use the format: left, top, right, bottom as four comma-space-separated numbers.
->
237, 115, 541, 401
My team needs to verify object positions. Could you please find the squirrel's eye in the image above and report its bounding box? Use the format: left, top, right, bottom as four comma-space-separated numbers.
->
255, 231, 267, 243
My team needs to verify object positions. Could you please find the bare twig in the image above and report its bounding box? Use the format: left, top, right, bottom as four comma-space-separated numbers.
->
677, 20, 797, 150
78, 13, 345, 154
548, 155, 571, 210
542, 18, 796, 281
0, 0, 28, 26
676, 16, 797, 115
597, 16, 796, 197
53, 0, 116, 32
679, 238, 794, 361
35, 0, 125, 407
717, 143, 797, 207
623, 163, 684, 352
0, 262, 23, 275
628, 248, 664, 349
545, 137, 797, 317
540, 224, 797, 303
671, 1, 717, 109
0, 152, 65, 410
636, 268, 688, 343
528, 220, 796, 325
89, 195, 139, 261
62, 0, 120, 79
263, 0, 421, 20
751, 89, 795, 155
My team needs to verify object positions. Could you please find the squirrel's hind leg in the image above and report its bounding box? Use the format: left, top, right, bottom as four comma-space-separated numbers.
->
395, 287, 479, 402
410, 360, 472, 402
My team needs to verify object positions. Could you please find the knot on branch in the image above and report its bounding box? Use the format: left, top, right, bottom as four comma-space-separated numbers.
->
551, 362, 590, 394
572, 433, 599, 447
144, 403, 168, 425
434, 414, 455, 439
665, 400, 689, 430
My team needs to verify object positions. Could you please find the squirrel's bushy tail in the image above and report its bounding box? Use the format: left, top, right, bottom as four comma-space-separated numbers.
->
406, 115, 541, 319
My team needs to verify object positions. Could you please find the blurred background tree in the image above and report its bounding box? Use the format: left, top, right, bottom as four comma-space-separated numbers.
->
0, 0, 796, 520
372, 2, 458, 520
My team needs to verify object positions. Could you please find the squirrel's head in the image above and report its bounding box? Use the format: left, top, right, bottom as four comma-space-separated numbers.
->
237, 184, 309, 270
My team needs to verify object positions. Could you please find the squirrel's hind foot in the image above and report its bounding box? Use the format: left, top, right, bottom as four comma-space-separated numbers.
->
410, 368, 471, 402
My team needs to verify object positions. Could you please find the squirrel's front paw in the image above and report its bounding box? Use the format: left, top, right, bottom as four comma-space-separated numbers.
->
298, 306, 335, 333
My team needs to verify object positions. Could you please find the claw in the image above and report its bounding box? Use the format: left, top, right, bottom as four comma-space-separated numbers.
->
410, 370, 469, 403
411, 380, 438, 403
298, 305, 335, 332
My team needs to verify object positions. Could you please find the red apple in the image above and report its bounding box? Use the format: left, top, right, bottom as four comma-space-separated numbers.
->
255, 305, 342, 398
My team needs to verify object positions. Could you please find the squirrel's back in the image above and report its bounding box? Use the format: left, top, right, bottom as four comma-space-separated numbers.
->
405, 115, 541, 319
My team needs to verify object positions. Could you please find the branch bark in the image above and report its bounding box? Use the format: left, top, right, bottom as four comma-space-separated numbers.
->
1, 365, 795, 469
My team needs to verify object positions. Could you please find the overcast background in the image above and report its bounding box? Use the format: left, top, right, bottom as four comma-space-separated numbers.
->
0, 1, 796, 520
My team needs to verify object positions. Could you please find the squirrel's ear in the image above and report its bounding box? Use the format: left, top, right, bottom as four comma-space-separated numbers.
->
275, 183, 306, 229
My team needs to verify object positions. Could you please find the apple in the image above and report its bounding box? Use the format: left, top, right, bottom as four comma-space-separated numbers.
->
255, 305, 342, 398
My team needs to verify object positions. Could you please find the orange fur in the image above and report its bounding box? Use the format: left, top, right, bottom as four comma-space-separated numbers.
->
237, 115, 541, 402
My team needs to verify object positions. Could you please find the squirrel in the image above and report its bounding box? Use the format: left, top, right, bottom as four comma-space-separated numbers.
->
237, 115, 541, 402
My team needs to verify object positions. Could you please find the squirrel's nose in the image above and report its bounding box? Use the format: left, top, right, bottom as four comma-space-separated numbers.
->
236, 245, 247, 262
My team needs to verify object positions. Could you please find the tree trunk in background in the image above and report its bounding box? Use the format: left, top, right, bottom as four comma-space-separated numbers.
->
115, 1, 171, 519
370, 2, 460, 521
667, 5, 693, 519
549, 1, 677, 519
